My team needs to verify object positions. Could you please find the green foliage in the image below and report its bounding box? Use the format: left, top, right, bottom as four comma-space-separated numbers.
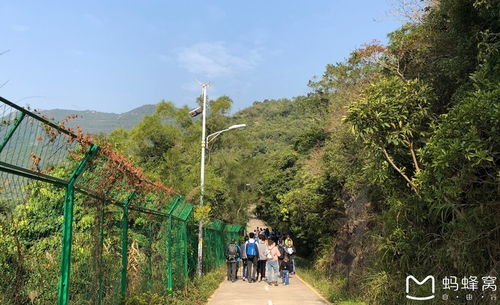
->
125, 266, 224, 305
2, 2, 499, 305
293, 124, 328, 153
346, 76, 433, 147
256, 2, 500, 304
296, 257, 366, 305
194, 205, 212, 222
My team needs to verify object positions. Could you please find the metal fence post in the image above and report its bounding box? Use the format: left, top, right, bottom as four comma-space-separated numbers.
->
167, 213, 173, 292
120, 192, 136, 300
57, 144, 98, 305
182, 222, 188, 281
97, 204, 105, 305
166, 196, 181, 293
0, 112, 25, 154
147, 222, 153, 291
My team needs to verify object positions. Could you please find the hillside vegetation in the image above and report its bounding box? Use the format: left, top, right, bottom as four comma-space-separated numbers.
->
1, 0, 498, 304
41, 104, 156, 134
107, 1, 499, 303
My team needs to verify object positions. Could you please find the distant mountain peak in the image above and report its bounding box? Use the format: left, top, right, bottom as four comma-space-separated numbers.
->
40, 104, 157, 134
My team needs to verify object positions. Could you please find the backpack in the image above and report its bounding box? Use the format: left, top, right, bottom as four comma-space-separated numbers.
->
246, 241, 257, 257
227, 243, 238, 260
278, 245, 286, 260
265, 248, 273, 260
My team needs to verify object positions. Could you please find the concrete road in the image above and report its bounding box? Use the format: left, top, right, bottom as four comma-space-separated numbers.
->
207, 272, 329, 305
208, 217, 330, 305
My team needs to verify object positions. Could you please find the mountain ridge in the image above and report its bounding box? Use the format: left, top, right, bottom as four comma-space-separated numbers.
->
40, 104, 157, 134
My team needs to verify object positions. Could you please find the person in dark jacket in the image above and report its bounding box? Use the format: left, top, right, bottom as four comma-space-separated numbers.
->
225, 238, 240, 282
279, 256, 291, 285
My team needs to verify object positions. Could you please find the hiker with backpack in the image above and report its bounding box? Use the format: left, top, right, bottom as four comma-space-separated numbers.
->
245, 232, 260, 283
265, 238, 281, 286
256, 234, 268, 282
225, 238, 240, 282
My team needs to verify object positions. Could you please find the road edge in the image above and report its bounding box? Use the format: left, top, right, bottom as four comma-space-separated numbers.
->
295, 273, 333, 305
205, 278, 225, 305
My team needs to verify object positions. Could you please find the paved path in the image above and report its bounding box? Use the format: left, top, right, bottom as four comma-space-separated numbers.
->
207, 272, 330, 305
207, 216, 330, 305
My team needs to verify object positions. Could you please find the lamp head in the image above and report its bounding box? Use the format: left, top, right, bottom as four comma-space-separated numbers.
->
227, 124, 246, 130
189, 106, 203, 118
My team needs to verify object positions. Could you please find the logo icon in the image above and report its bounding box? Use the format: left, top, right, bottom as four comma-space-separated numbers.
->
406, 275, 435, 301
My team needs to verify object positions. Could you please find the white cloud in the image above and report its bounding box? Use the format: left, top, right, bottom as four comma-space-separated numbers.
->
11, 24, 30, 32
177, 42, 262, 78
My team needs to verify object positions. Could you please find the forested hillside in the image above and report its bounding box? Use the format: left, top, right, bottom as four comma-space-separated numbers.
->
41, 104, 156, 134
107, 0, 499, 303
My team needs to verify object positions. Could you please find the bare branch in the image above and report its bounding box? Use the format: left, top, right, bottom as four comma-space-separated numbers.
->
407, 139, 421, 172
389, 0, 437, 24
381, 147, 419, 194
0, 49, 10, 56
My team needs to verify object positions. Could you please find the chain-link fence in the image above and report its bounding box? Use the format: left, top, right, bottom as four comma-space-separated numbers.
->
0, 96, 243, 305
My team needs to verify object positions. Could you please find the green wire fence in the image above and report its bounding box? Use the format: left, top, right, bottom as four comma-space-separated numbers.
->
0, 96, 243, 305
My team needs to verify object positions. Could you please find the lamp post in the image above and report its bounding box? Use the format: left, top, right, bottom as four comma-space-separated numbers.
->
196, 83, 209, 277
193, 84, 246, 276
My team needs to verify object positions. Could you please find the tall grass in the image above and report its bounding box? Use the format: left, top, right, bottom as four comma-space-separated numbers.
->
125, 266, 225, 305
296, 257, 366, 305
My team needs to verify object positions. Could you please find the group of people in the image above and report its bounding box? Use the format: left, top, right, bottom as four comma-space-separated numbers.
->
225, 227, 296, 287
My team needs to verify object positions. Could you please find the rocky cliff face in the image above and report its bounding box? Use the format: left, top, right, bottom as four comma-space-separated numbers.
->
326, 190, 372, 277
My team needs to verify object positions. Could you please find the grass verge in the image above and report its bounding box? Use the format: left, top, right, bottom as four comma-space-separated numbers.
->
296, 257, 366, 305
125, 266, 225, 305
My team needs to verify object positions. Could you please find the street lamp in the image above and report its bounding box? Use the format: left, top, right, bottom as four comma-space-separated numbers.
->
194, 84, 246, 276
206, 124, 246, 145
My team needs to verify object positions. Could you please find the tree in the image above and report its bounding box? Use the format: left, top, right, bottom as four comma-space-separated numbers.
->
345, 76, 434, 192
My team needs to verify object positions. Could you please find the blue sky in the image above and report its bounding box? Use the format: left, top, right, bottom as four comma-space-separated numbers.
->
1, 1, 402, 113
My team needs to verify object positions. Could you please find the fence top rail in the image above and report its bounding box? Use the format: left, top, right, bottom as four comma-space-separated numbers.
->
0, 96, 75, 138
0, 97, 181, 216
224, 224, 244, 233
0, 159, 188, 220
205, 219, 225, 231
1, 96, 175, 195
1, 96, 244, 227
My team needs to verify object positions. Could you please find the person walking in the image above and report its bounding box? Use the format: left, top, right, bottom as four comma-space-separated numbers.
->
284, 237, 296, 274
279, 256, 291, 285
265, 238, 280, 286
225, 238, 240, 282
240, 235, 248, 281
245, 232, 259, 283
256, 234, 268, 282
235, 240, 242, 279
277, 240, 286, 278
